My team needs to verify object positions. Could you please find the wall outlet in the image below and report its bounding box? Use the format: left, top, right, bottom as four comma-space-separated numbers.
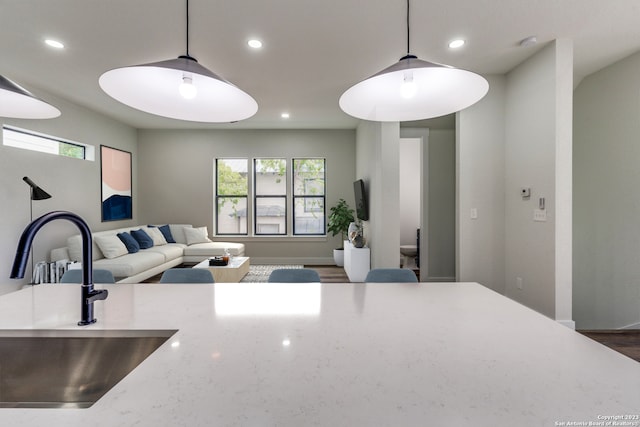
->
533, 209, 547, 222
470, 208, 478, 219
516, 277, 523, 290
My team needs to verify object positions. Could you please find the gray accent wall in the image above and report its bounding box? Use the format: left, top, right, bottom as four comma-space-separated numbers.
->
574, 50, 640, 329
136, 129, 356, 263
0, 92, 137, 294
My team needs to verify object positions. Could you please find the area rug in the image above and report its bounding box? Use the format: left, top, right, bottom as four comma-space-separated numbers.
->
240, 264, 303, 283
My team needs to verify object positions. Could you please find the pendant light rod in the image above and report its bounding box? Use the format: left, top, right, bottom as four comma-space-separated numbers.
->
406, 0, 410, 55
185, 0, 190, 58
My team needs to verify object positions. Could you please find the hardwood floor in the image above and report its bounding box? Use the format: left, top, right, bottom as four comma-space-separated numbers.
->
306, 265, 349, 282
578, 330, 640, 362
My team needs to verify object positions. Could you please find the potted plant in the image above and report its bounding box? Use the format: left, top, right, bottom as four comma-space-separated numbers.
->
327, 198, 355, 266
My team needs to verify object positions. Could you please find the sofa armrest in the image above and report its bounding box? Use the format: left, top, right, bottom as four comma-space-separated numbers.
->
50, 247, 70, 262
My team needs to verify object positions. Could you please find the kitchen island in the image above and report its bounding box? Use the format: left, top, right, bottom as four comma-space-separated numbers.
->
0, 282, 637, 426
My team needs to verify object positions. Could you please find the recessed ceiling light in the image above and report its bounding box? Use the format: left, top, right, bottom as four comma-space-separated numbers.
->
44, 39, 64, 49
248, 39, 263, 49
281, 112, 290, 119
448, 39, 465, 49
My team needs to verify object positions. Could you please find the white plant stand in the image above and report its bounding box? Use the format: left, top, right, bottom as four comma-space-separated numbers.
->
344, 240, 370, 282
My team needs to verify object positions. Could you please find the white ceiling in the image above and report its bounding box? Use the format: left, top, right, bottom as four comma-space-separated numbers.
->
2, 0, 640, 130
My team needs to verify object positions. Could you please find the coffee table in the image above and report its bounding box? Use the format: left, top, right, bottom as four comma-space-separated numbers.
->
192, 257, 250, 283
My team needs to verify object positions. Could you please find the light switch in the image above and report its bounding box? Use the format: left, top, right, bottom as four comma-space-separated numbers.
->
533, 209, 547, 222
470, 208, 478, 219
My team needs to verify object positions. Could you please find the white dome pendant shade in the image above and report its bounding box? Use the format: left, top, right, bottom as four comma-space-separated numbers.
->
99, 55, 258, 123
339, 0, 489, 122
339, 54, 489, 122
98, 0, 257, 123
0, 75, 61, 119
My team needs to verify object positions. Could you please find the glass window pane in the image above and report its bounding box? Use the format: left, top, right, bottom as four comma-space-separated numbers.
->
255, 197, 286, 235
60, 142, 85, 159
3, 126, 86, 159
294, 197, 325, 235
255, 158, 286, 195
217, 159, 248, 195
293, 158, 325, 196
217, 197, 247, 234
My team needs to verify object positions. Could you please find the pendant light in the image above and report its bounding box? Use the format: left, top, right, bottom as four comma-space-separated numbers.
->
99, 0, 257, 123
339, 0, 489, 122
0, 75, 61, 119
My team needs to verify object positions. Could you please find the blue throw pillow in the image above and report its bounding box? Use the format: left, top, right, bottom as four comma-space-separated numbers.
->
148, 224, 176, 243
131, 228, 154, 249
117, 232, 140, 253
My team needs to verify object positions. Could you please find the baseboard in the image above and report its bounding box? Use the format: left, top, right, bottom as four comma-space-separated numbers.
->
621, 321, 640, 329
557, 320, 576, 330
250, 257, 335, 266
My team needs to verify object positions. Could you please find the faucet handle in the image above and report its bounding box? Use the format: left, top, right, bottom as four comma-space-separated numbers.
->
86, 289, 109, 303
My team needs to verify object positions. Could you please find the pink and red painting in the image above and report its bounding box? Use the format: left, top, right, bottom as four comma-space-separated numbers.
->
101, 145, 132, 221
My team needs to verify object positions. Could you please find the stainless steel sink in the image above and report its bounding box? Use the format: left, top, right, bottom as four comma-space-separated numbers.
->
0, 329, 177, 408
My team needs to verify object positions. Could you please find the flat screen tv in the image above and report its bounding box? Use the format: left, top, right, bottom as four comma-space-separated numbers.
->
353, 179, 369, 221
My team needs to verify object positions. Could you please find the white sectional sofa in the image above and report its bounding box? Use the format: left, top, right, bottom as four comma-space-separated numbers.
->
50, 224, 244, 283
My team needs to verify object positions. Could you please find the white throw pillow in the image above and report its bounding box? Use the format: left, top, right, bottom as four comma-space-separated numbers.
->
184, 226, 212, 245
146, 227, 168, 246
94, 235, 128, 259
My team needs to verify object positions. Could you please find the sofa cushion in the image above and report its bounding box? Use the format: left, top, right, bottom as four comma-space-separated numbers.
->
146, 243, 185, 262
131, 229, 154, 249
117, 232, 140, 253
145, 227, 167, 246
183, 241, 245, 257
94, 235, 128, 259
184, 226, 212, 245
149, 224, 175, 243
93, 251, 166, 278
169, 224, 193, 244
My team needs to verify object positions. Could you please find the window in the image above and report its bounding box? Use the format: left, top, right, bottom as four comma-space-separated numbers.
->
254, 158, 287, 235
214, 157, 326, 237
2, 125, 88, 159
216, 158, 248, 235
293, 158, 325, 235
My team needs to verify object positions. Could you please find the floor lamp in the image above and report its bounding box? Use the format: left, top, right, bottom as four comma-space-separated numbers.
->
23, 177, 52, 282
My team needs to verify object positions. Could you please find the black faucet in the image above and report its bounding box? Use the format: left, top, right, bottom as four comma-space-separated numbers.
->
10, 211, 109, 326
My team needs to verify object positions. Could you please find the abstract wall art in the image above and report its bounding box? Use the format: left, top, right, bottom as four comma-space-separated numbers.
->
101, 145, 132, 221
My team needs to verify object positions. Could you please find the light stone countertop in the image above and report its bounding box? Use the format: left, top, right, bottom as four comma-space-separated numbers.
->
0, 282, 638, 426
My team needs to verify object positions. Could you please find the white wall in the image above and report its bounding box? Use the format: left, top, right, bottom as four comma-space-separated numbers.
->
355, 121, 401, 268
573, 50, 640, 329
504, 40, 573, 323
0, 91, 137, 294
399, 138, 421, 247
457, 75, 507, 293
457, 40, 573, 325
136, 129, 355, 264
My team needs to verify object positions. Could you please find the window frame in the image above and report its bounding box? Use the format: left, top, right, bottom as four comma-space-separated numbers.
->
215, 158, 249, 236
253, 158, 288, 236
292, 158, 326, 236
2, 125, 90, 160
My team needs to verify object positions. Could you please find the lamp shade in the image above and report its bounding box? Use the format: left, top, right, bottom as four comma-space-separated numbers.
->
23, 176, 52, 201
0, 75, 61, 119
339, 55, 489, 122
99, 56, 258, 123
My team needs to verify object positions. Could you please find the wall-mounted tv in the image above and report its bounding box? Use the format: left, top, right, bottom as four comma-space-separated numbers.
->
353, 179, 369, 221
